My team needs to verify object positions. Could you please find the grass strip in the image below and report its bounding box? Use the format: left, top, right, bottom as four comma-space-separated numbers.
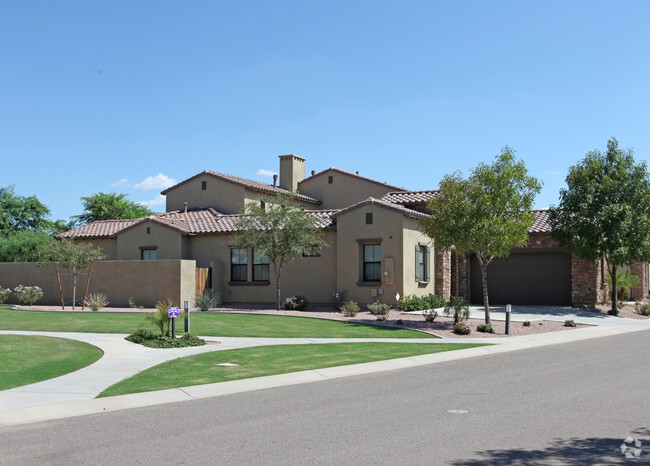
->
98, 342, 486, 397
0, 335, 103, 390
0, 306, 435, 339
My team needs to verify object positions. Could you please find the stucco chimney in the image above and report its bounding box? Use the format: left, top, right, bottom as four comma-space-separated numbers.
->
273, 174, 278, 187
183, 202, 188, 213
278, 154, 306, 191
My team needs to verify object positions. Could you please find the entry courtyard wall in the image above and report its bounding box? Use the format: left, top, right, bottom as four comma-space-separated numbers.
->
0, 260, 196, 308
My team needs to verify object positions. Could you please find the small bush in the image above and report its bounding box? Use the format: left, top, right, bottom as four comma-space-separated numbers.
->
195, 291, 222, 311
331, 290, 347, 310
367, 302, 390, 321
444, 296, 470, 325
283, 295, 309, 311
522, 320, 531, 327
477, 323, 494, 333
128, 297, 138, 308
398, 293, 446, 312
85, 292, 109, 312
607, 309, 619, 316
125, 330, 206, 348
634, 302, 650, 316
0, 287, 10, 304
564, 320, 576, 327
146, 298, 177, 337
422, 309, 438, 322
453, 323, 471, 335
340, 300, 360, 317
14, 285, 43, 305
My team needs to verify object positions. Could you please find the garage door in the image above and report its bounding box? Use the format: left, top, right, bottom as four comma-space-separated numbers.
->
470, 252, 571, 305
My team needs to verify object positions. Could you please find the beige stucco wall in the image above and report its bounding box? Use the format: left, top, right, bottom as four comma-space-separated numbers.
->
401, 218, 436, 297
188, 231, 337, 304
165, 174, 249, 214
299, 170, 398, 210
75, 238, 118, 260
117, 221, 188, 260
0, 260, 195, 308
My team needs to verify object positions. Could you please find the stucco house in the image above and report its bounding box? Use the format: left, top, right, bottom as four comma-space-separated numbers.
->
61, 154, 649, 307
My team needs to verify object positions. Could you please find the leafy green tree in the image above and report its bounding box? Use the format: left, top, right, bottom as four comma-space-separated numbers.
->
234, 192, 326, 310
73, 192, 155, 225
549, 138, 650, 312
0, 231, 56, 262
37, 238, 106, 309
421, 147, 542, 324
0, 186, 52, 236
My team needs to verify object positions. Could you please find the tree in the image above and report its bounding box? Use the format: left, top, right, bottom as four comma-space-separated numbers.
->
37, 238, 106, 310
233, 193, 326, 310
0, 230, 56, 262
0, 185, 52, 236
73, 192, 155, 226
421, 147, 542, 324
549, 138, 650, 313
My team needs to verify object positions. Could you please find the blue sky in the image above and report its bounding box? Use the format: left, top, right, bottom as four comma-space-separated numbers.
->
2, 1, 649, 222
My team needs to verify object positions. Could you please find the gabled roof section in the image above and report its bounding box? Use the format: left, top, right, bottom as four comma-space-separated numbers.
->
300, 167, 403, 191
161, 170, 321, 205
60, 219, 140, 239
381, 190, 439, 206
331, 197, 429, 221
529, 209, 551, 233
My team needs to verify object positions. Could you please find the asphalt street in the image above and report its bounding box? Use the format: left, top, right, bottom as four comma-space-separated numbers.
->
0, 329, 648, 465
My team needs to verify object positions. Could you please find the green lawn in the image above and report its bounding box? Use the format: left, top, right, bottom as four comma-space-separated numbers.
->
98, 342, 486, 397
0, 306, 434, 339
0, 335, 103, 390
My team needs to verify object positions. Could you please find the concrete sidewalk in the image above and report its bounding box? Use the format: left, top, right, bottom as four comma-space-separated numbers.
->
1, 318, 649, 427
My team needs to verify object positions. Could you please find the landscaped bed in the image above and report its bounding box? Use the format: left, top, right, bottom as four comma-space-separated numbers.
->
0, 334, 103, 390
98, 341, 487, 397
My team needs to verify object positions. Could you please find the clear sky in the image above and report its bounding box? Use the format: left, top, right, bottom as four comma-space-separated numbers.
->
2, 1, 649, 222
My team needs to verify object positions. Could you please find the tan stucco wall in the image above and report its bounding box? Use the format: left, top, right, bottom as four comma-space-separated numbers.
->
188, 231, 337, 304
0, 260, 195, 308
165, 174, 249, 214
117, 222, 187, 260
76, 238, 118, 260
401, 218, 436, 297
298, 170, 398, 210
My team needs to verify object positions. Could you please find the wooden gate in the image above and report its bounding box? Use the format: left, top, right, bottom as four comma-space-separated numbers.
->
196, 267, 212, 295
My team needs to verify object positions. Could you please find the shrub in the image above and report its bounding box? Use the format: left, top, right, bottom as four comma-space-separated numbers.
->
522, 320, 531, 327
195, 290, 222, 311
331, 290, 347, 310
13, 285, 43, 305
85, 292, 109, 312
564, 319, 576, 327
477, 323, 494, 333
444, 296, 470, 325
367, 302, 390, 321
128, 297, 137, 308
283, 295, 309, 311
340, 300, 359, 317
634, 302, 650, 316
453, 323, 471, 335
146, 298, 177, 337
0, 287, 10, 304
607, 309, 619, 316
422, 309, 438, 322
125, 330, 206, 348
398, 293, 446, 312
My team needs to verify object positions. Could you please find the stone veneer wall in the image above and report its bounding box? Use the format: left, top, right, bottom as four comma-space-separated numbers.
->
451, 252, 469, 300
630, 262, 649, 301
435, 249, 451, 300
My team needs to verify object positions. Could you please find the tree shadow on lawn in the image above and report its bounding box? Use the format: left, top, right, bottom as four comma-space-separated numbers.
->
451, 427, 649, 465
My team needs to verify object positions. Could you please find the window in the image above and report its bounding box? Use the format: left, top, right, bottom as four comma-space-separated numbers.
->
328, 175, 333, 184
363, 244, 381, 282
366, 213, 373, 225
253, 249, 270, 281
231, 249, 247, 282
201, 181, 207, 190
415, 245, 431, 282
146, 227, 150, 235
141, 248, 157, 260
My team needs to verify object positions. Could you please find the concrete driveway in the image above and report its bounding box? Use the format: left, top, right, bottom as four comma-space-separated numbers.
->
465, 305, 624, 325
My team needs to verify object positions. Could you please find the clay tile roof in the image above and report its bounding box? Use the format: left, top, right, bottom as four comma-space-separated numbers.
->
529, 209, 551, 233
205, 209, 338, 233
59, 219, 140, 239
332, 197, 429, 221
161, 170, 322, 205
381, 190, 439, 205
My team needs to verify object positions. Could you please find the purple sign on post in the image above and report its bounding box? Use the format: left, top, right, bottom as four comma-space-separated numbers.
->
168, 307, 180, 318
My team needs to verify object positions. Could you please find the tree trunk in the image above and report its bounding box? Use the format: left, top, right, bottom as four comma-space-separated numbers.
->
275, 264, 282, 311
480, 263, 491, 324
611, 264, 618, 313
72, 266, 77, 310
